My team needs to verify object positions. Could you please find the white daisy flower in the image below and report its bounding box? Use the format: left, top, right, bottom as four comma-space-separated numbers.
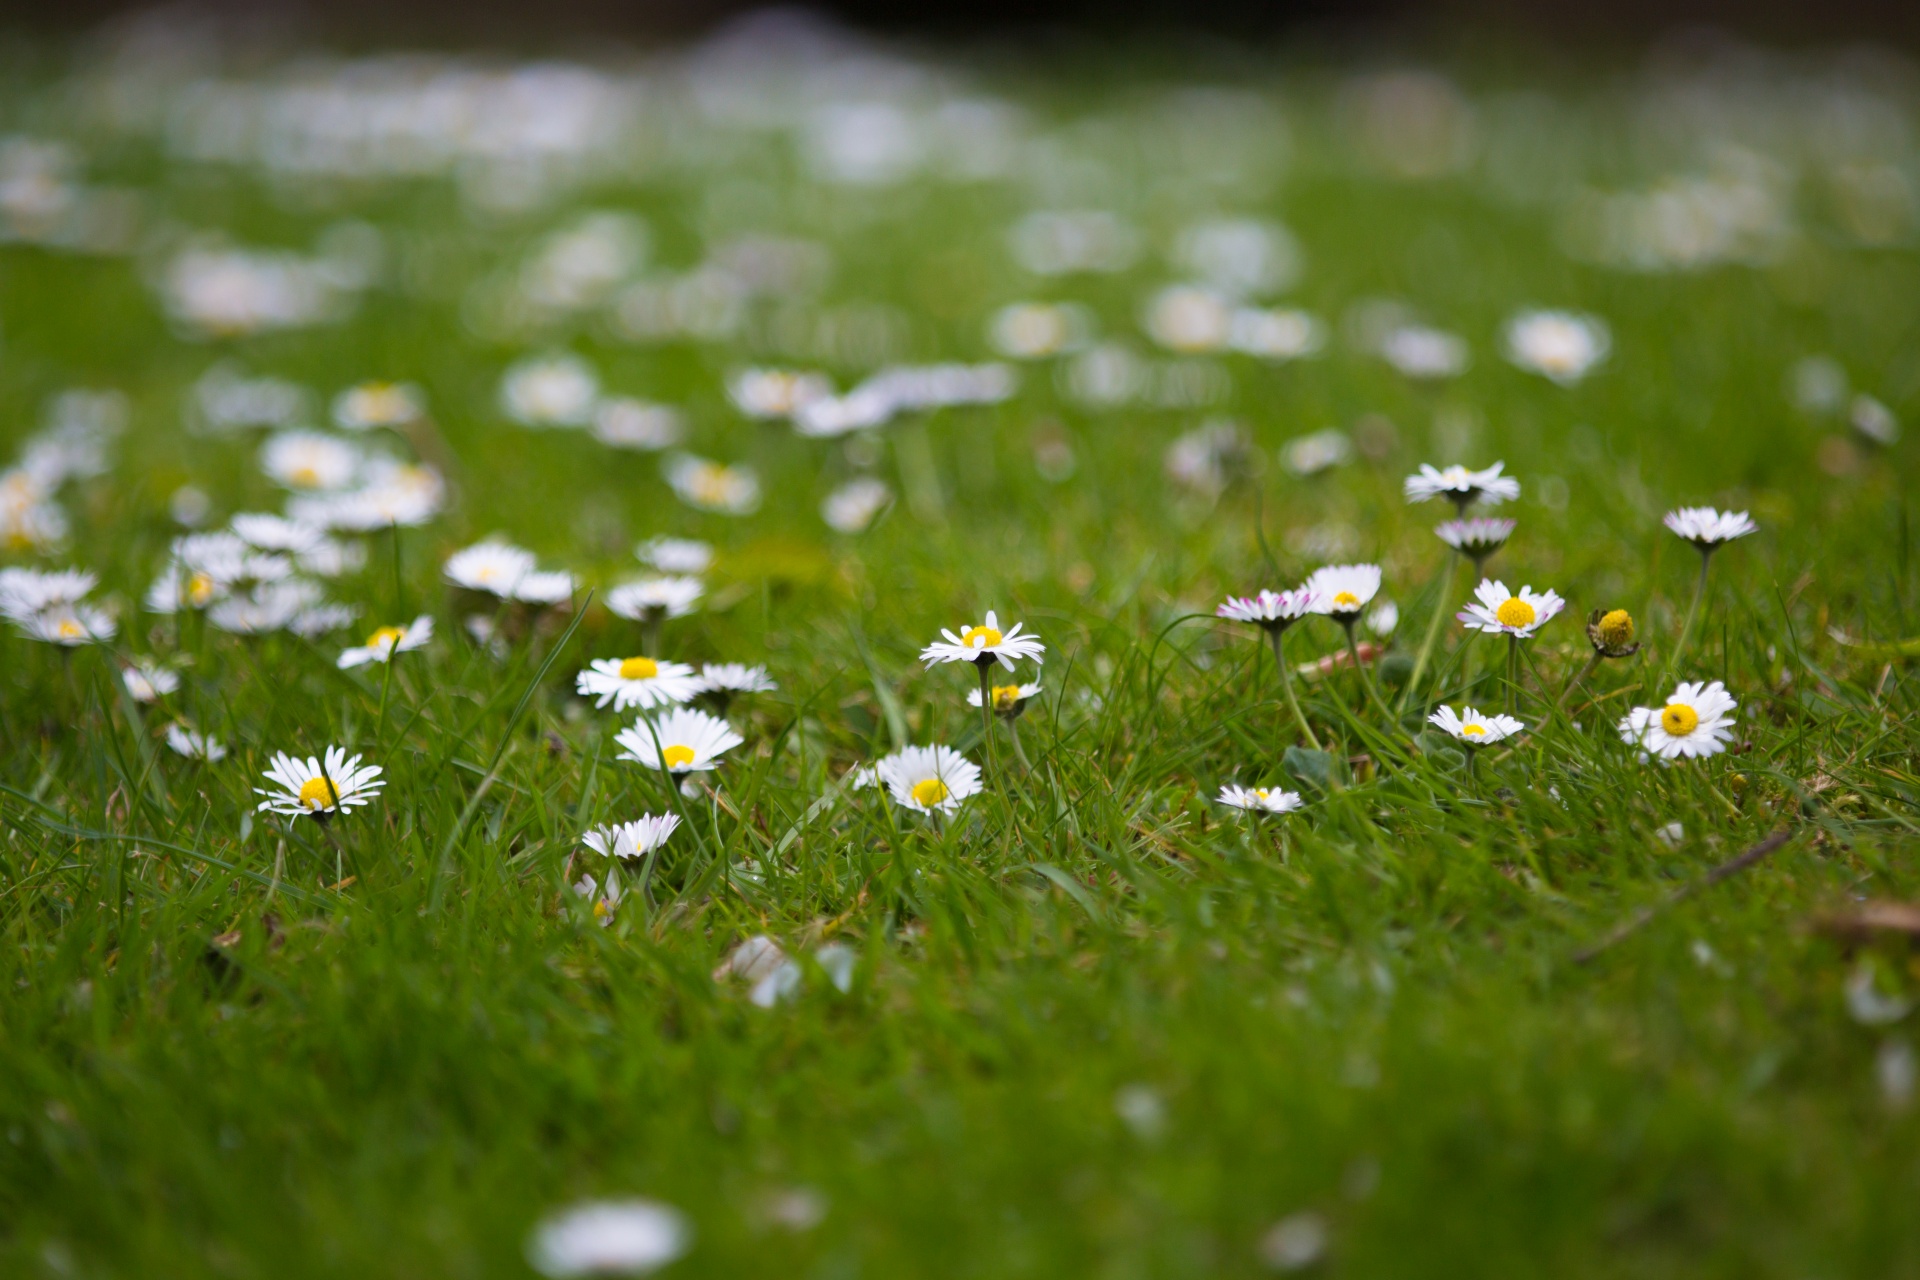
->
1663, 506, 1757, 550
591, 398, 684, 451
332, 381, 425, 431
1435, 516, 1516, 563
615, 707, 743, 773
1144, 285, 1233, 354
1503, 309, 1611, 384
696, 663, 778, 695
165, 724, 227, 762
259, 430, 363, 491
577, 656, 701, 711
581, 813, 682, 860
967, 680, 1042, 717
1404, 462, 1521, 508
989, 302, 1090, 359
571, 872, 625, 927
1216, 784, 1303, 814
254, 746, 385, 818
1215, 588, 1320, 633
512, 570, 577, 606
1457, 579, 1565, 638
873, 744, 983, 815
122, 661, 180, 703
229, 512, 327, 556
207, 580, 327, 635
17, 603, 116, 646
822, 477, 892, 534
1303, 564, 1383, 623
636, 537, 713, 575
289, 601, 361, 637
1618, 681, 1738, 761
526, 1199, 690, 1278
664, 455, 760, 516
500, 353, 599, 428
1365, 600, 1398, 636
293, 461, 446, 531
606, 577, 703, 623
0, 567, 97, 620
444, 540, 536, 597
728, 368, 833, 420
1428, 705, 1525, 746
1379, 325, 1470, 379
337, 615, 433, 669
1281, 428, 1352, 477
919, 610, 1047, 671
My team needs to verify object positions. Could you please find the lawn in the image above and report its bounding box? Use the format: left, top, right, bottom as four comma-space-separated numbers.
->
0, 17, 1918, 1278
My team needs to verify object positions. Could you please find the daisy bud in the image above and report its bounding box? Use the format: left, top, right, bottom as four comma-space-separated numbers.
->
1586, 607, 1640, 658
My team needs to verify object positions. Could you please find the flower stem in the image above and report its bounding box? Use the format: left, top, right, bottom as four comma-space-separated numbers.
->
1267, 627, 1322, 752
1399, 549, 1459, 713
1555, 652, 1602, 714
976, 660, 1001, 781
1505, 633, 1520, 716
1665, 551, 1713, 686
1344, 621, 1397, 726
1007, 716, 1033, 771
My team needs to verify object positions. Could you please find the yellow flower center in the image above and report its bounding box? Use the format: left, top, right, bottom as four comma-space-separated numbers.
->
1661, 703, 1699, 736
662, 744, 696, 769
961, 625, 1004, 649
56, 618, 84, 639
692, 467, 731, 503
1495, 597, 1536, 629
1332, 591, 1360, 610
1461, 723, 1486, 736
911, 777, 950, 807
367, 625, 405, 649
298, 777, 339, 810
187, 572, 217, 607
619, 656, 660, 680
592, 898, 612, 919
1251, 788, 1270, 801
991, 684, 1021, 711
1598, 608, 1635, 648
290, 464, 320, 487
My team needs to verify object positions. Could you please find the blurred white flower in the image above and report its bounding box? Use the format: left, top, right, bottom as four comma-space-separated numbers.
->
1502, 309, 1610, 385
501, 354, 599, 428
527, 1200, 690, 1278
664, 455, 759, 515
592, 399, 683, 451
822, 477, 892, 533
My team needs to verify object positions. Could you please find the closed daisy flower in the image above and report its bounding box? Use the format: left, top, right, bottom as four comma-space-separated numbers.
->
1458, 579, 1564, 638
580, 813, 681, 860
616, 707, 743, 773
1216, 784, 1303, 814
1619, 681, 1738, 761
606, 577, 703, 623
255, 746, 384, 818
874, 744, 983, 815
1304, 564, 1382, 623
920, 610, 1046, 671
165, 724, 227, 761
664, 454, 760, 515
1586, 607, 1639, 658
122, 661, 180, 703
1428, 705, 1524, 746
1216, 587, 1319, 633
577, 656, 701, 711
1435, 517, 1515, 565
332, 381, 425, 431
1663, 506, 1757, 550
968, 680, 1042, 718
1404, 462, 1521, 509
337, 614, 433, 669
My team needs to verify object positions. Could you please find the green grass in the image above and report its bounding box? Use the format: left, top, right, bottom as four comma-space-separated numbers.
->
1, 30, 1919, 1279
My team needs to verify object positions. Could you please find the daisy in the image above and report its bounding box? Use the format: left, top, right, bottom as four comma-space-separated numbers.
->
444, 541, 536, 598
728, 368, 832, 420
873, 744, 983, 815
207, 581, 328, 635
337, 615, 433, 669
526, 1200, 690, 1278
1663, 506, 1757, 550
919, 611, 1047, 672
580, 813, 681, 860
696, 663, 778, 696
577, 656, 701, 711
1216, 588, 1320, 633
591, 398, 683, 451
229, 512, 328, 556
636, 537, 713, 575
1428, 705, 1524, 746
664, 454, 760, 515
822, 477, 892, 534
615, 707, 743, 773
1304, 564, 1382, 624
606, 577, 703, 623
17, 603, 116, 646
165, 724, 227, 762
1379, 325, 1470, 379
1618, 681, 1738, 761
1435, 517, 1515, 568
332, 381, 425, 431
1458, 579, 1565, 638
1403, 462, 1521, 509
122, 661, 180, 703
511, 570, 577, 606
989, 301, 1090, 359
968, 680, 1042, 717
571, 872, 625, 927
294, 461, 446, 531
1503, 309, 1611, 384
0, 566, 97, 619
1586, 608, 1639, 659
1216, 784, 1303, 814
500, 353, 599, 428
259, 430, 362, 491
254, 746, 385, 818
